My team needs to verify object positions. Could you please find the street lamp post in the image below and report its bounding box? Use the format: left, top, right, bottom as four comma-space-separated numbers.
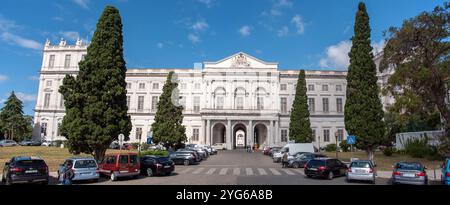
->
335, 131, 339, 159
318, 136, 321, 153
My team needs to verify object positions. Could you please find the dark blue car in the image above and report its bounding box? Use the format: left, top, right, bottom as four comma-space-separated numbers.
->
441, 157, 450, 185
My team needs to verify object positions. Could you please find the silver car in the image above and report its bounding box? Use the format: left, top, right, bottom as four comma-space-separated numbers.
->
391, 162, 428, 185
0, 140, 18, 147
58, 157, 100, 183
346, 160, 376, 184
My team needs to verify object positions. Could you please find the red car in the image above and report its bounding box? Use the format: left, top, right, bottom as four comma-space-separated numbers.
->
98, 153, 140, 181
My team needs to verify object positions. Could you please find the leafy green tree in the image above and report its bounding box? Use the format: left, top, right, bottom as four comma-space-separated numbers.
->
0, 91, 33, 141
381, 3, 450, 140
151, 71, 187, 149
59, 6, 132, 161
289, 70, 313, 143
345, 2, 386, 162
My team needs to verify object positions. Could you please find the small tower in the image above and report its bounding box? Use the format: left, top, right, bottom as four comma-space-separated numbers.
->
59, 38, 67, 47
76, 38, 83, 47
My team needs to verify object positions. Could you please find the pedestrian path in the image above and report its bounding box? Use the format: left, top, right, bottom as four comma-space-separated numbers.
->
176, 167, 306, 177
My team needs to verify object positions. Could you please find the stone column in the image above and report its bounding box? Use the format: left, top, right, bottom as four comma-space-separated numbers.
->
269, 120, 274, 147
274, 120, 279, 145
201, 120, 206, 144
227, 120, 232, 150
249, 120, 253, 148
206, 120, 211, 146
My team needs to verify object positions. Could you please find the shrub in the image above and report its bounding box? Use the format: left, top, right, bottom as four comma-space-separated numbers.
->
404, 137, 438, 159
383, 147, 395, 156
141, 143, 150, 150
139, 150, 168, 157
325, 144, 337, 152
339, 140, 350, 152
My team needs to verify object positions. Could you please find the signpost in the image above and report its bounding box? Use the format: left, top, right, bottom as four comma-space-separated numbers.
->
347, 135, 356, 153
118, 134, 124, 151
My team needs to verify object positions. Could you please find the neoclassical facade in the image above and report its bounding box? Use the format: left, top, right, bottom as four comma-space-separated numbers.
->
33, 39, 350, 150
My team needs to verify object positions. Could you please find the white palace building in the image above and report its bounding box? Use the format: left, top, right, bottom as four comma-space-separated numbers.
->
32, 39, 390, 150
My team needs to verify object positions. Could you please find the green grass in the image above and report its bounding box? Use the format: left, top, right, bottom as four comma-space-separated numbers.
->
0, 146, 136, 172
323, 151, 443, 171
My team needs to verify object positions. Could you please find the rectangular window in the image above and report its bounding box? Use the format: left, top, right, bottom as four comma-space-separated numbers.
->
44, 93, 51, 108
41, 123, 47, 136
324, 129, 330, 142
181, 83, 187, 90
216, 97, 224, 109
281, 97, 287, 113
281, 130, 288, 142
60, 95, 64, 108
322, 84, 329, 91
257, 97, 264, 110
126, 83, 131, 89
48, 55, 55, 68
126, 96, 130, 109
194, 96, 200, 112
336, 85, 343, 92
195, 83, 201, 90
136, 128, 143, 140
312, 129, 316, 142
46, 80, 52, 87
323, 98, 329, 112
193, 128, 199, 141
280, 84, 287, 91
337, 129, 344, 142
152, 83, 159, 90
56, 123, 61, 136
308, 98, 315, 112
236, 97, 244, 110
139, 83, 145, 89
152, 96, 159, 110
138, 96, 144, 111
336, 98, 343, 113
64, 54, 71, 68
308, 84, 315, 91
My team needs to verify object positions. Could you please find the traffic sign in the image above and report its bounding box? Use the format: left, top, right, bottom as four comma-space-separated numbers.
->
347, 135, 356, 145
147, 132, 153, 144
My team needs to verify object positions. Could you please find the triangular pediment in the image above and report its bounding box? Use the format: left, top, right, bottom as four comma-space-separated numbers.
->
204, 52, 278, 69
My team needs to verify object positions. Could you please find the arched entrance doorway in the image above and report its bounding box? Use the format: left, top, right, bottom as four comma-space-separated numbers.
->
233, 123, 247, 149
212, 123, 226, 145
254, 123, 268, 150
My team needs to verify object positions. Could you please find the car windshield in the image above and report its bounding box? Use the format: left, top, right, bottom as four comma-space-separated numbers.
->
396, 163, 423, 170
351, 161, 371, 168
74, 160, 97, 168
156, 157, 171, 163
16, 159, 45, 166
308, 160, 326, 167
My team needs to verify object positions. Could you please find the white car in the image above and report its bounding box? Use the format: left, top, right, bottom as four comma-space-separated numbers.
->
41, 140, 55, 147
211, 143, 226, 150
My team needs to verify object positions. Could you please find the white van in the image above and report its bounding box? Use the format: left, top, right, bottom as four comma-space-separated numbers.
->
273, 143, 315, 163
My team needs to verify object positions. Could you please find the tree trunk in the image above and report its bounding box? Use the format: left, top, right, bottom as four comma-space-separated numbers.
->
94, 148, 107, 163
366, 149, 375, 163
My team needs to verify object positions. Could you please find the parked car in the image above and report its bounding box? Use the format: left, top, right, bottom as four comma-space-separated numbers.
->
391, 162, 428, 185
178, 148, 202, 162
441, 157, 450, 185
346, 160, 376, 184
140, 155, 175, 177
0, 140, 18, 147
121, 143, 135, 150
57, 157, 100, 183
2, 157, 49, 185
304, 158, 348, 180
288, 153, 326, 168
19, 140, 41, 146
98, 153, 140, 181
109, 141, 120, 149
197, 144, 217, 155
211, 143, 226, 150
170, 151, 197, 166
269, 147, 282, 157
287, 152, 309, 161
263, 146, 272, 155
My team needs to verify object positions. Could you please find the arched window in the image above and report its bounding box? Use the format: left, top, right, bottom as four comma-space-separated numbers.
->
234, 87, 246, 110
214, 87, 226, 109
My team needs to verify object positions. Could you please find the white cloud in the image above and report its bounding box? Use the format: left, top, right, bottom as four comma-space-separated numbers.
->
15, 92, 37, 103
291, 14, 305, 34
319, 40, 386, 70
0, 32, 42, 50
197, 0, 214, 8
156, 42, 164, 49
28, 76, 39, 81
0, 74, 8, 82
192, 20, 209, 31
263, 0, 293, 17
0, 18, 17, 31
239, 26, 251, 37
72, 0, 90, 9
277, 26, 289, 37
188, 34, 201, 44
59, 31, 80, 41
275, 0, 293, 7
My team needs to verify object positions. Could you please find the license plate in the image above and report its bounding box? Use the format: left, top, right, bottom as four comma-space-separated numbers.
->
164, 166, 171, 168
25, 170, 38, 174
309, 168, 317, 171
403, 173, 415, 177
356, 170, 366, 174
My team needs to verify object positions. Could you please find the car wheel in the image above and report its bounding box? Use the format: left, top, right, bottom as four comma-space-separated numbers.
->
327, 172, 334, 180
146, 168, 154, 177
293, 163, 299, 169
184, 160, 190, 166
110, 172, 117, 181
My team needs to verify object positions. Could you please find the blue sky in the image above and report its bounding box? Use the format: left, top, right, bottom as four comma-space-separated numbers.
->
0, 0, 445, 115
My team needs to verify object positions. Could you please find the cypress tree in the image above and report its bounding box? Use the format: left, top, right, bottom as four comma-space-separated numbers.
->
151, 71, 187, 149
0, 91, 32, 141
59, 6, 132, 161
345, 2, 385, 162
289, 70, 313, 143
